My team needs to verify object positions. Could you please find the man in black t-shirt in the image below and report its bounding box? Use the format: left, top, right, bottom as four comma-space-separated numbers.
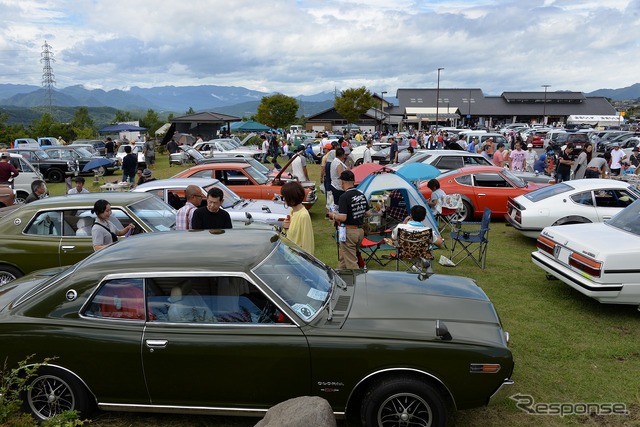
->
192, 187, 232, 230
556, 143, 575, 183
329, 170, 369, 269
105, 138, 115, 158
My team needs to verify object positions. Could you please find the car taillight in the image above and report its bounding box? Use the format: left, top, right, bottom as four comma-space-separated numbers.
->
514, 210, 521, 223
537, 235, 556, 255
569, 252, 602, 278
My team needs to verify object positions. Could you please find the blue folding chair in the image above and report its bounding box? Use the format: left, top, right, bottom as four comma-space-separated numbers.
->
449, 208, 491, 269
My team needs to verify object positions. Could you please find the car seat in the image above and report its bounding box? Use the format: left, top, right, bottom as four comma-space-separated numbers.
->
76, 216, 94, 236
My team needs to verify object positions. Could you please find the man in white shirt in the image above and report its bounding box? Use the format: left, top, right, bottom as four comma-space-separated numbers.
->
609, 143, 626, 176
290, 146, 309, 181
68, 176, 90, 194
363, 140, 373, 163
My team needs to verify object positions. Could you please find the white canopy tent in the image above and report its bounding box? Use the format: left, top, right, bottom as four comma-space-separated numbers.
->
567, 115, 623, 127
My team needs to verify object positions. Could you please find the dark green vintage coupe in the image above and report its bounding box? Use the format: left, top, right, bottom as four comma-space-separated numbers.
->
0, 229, 513, 426
0, 192, 176, 284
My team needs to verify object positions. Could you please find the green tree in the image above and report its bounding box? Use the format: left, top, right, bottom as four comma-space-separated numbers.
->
69, 107, 96, 140
255, 94, 298, 129
186, 107, 195, 115
334, 86, 376, 129
140, 109, 162, 135
113, 110, 133, 123
0, 113, 26, 144
70, 107, 95, 129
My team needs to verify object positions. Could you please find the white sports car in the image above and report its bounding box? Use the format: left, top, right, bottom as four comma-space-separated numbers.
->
506, 179, 640, 238
532, 199, 640, 306
133, 178, 289, 226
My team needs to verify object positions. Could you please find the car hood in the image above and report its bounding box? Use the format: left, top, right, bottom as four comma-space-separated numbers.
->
228, 198, 289, 216
338, 271, 507, 347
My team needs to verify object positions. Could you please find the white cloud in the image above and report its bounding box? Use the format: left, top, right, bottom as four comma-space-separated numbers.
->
0, 0, 638, 96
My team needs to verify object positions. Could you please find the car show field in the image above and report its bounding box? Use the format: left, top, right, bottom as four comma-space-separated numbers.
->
2, 151, 639, 427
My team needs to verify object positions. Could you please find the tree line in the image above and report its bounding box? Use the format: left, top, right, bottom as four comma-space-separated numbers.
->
0, 86, 376, 145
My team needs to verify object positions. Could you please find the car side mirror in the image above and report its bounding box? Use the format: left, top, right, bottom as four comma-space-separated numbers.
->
436, 320, 452, 341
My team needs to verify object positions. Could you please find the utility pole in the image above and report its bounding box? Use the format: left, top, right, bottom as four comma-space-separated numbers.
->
435, 68, 444, 133
541, 85, 550, 125
41, 41, 56, 113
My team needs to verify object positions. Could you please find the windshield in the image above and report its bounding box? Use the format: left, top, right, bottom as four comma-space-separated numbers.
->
245, 166, 269, 184
73, 147, 95, 157
34, 150, 50, 159
502, 169, 527, 188
402, 152, 431, 165
128, 196, 176, 231
204, 182, 243, 208
246, 158, 270, 174
606, 199, 640, 236
254, 241, 332, 322
524, 182, 572, 202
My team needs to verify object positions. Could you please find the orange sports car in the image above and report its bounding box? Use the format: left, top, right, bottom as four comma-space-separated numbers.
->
173, 154, 318, 209
419, 165, 549, 221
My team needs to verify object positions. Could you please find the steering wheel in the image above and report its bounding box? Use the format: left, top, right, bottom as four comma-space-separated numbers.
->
257, 303, 275, 323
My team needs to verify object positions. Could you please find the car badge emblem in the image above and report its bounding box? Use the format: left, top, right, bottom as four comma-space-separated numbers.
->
66, 289, 78, 301
13, 218, 21, 225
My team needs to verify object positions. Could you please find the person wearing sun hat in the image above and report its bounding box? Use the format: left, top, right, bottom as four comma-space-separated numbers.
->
524, 142, 539, 172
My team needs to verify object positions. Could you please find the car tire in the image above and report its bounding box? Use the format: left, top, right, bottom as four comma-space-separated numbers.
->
46, 168, 64, 183
0, 264, 22, 285
457, 200, 473, 222
361, 377, 447, 427
15, 191, 28, 204
354, 158, 364, 166
24, 367, 94, 421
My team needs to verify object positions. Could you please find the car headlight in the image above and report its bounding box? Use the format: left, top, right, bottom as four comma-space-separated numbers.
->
67, 161, 76, 171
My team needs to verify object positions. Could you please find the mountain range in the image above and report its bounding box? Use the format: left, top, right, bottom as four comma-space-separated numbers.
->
0, 82, 638, 120
0, 84, 336, 118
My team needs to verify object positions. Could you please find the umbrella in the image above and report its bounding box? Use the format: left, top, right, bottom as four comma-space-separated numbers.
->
396, 163, 440, 182
99, 124, 148, 133
82, 158, 114, 173
351, 163, 387, 185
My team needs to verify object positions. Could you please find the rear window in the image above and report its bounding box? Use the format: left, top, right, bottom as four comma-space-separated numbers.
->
524, 183, 572, 202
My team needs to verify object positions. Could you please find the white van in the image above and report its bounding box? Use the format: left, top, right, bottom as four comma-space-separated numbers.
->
289, 125, 303, 133
6, 153, 44, 203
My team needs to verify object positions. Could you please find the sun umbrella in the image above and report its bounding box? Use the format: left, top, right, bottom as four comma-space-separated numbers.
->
395, 163, 440, 182
82, 158, 114, 173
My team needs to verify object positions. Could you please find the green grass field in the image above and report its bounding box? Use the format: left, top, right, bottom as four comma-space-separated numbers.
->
44, 153, 640, 426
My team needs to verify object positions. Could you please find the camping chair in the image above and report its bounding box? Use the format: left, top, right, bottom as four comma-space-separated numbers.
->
359, 232, 395, 268
436, 194, 464, 233
449, 208, 491, 269
391, 228, 435, 275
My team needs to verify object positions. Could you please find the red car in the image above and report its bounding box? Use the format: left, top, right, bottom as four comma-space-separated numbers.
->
419, 166, 548, 220
173, 154, 318, 209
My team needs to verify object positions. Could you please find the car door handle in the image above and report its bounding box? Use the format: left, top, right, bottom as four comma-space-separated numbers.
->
146, 340, 168, 349
61, 245, 76, 251
477, 193, 486, 196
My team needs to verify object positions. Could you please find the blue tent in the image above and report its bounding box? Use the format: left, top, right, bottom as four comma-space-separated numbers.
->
229, 120, 272, 132
357, 171, 439, 234
99, 123, 148, 133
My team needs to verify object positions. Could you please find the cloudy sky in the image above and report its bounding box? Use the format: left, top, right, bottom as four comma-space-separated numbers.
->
0, 0, 638, 97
